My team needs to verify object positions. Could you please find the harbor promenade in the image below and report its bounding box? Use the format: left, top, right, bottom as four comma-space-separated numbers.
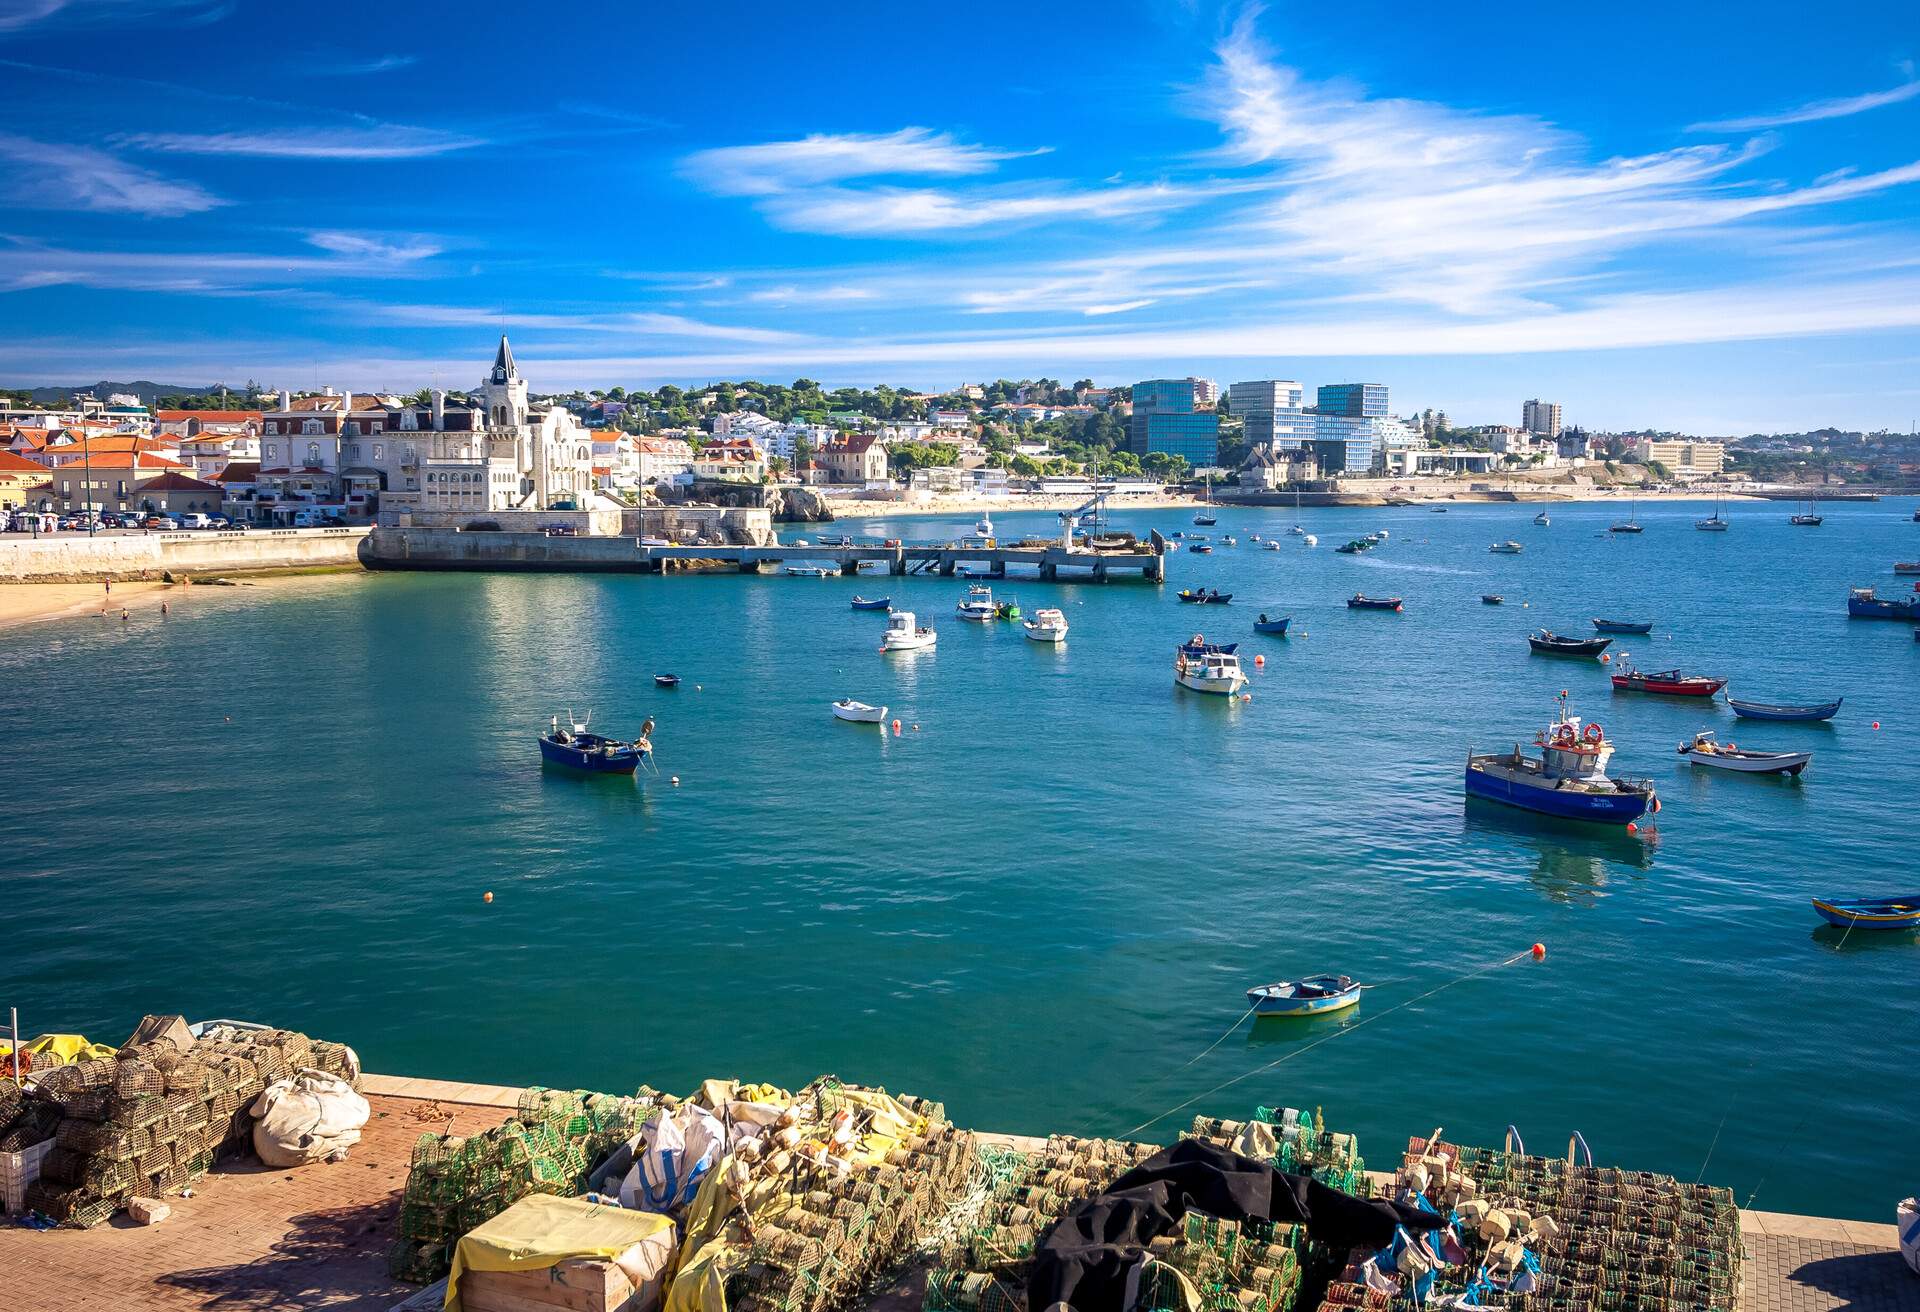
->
1, 1073, 1909, 1312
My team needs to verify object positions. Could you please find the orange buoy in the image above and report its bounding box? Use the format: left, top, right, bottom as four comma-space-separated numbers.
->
1872, 721, 1881, 730
1601, 653, 1610, 663
1626, 822, 1638, 834
670, 775, 681, 786
1254, 653, 1265, 667
1240, 692, 1252, 702
892, 718, 901, 735
483, 891, 493, 904
1530, 943, 1545, 960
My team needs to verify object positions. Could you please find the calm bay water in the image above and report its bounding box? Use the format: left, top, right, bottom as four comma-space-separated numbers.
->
5, 497, 1918, 1220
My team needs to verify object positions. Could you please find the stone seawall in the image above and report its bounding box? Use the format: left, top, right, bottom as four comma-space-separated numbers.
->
0, 528, 370, 582
366, 527, 661, 572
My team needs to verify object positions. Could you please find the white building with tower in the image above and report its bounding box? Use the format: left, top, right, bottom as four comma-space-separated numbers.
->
255, 336, 602, 522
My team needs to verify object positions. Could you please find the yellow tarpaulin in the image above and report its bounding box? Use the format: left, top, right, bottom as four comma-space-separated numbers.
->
446, 1193, 677, 1312
0, 1034, 117, 1066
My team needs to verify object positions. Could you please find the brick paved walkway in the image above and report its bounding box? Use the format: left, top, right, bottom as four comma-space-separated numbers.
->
0, 1092, 511, 1312
1744, 1233, 1919, 1312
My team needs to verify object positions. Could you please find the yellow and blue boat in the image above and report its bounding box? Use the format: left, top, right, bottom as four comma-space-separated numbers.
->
1247, 974, 1361, 1016
1811, 895, 1920, 931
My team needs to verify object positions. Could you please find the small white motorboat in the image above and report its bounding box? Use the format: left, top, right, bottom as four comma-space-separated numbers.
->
1676, 731, 1810, 776
975, 513, 995, 538
956, 585, 997, 622
880, 610, 936, 651
1174, 636, 1247, 695
1490, 540, 1525, 554
786, 565, 831, 577
832, 699, 888, 724
1023, 607, 1069, 643
1303, 534, 1318, 547
1287, 524, 1305, 536
1264, 539, 1286, 551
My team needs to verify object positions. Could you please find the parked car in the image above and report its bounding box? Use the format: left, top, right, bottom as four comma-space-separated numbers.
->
175, 513, 210, 529
143, 516, 174, 530
207, 515, 229, 528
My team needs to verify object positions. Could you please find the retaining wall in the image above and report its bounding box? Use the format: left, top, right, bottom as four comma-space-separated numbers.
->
0, 528, 370, 582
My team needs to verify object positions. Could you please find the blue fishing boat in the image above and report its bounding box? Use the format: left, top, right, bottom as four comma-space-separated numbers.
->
1810, 895, 1920, 931
849, 596, 891, 611
654, 674, 681, 688
1465, 695, 1656, 825
1347, 594, 1403, 611
1253, 613, 1290, 635
1728, 696, 1842, 722
1847, 587, 1920, 620
1247, 975, 1361, 1017
539, 714, 646, 774
1592, 618, 1653, 635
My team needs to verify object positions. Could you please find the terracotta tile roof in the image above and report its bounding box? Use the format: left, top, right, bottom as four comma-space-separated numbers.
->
134, 471, 224, 492
0, 451, 45, 471
214, 461, 260, 482
52, 454, 188, 472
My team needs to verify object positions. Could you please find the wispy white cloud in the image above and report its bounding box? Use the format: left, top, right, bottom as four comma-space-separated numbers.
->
1689, 76, 1920, 132
306, 231, 444, 261
684, 128, 1033, 197
683, 126, 1212, 237
116, 124, 484, 160
0, 133, 222, 217
0, 0, 228, 32
365, 302, 810, 344
332, 53, 418, 75
0, 235, 441, 293
1191, 12, 1920, 314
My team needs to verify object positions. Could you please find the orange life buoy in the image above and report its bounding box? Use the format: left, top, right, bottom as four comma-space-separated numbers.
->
1553, 725, 1577, 746
1584, 721, 1605, 743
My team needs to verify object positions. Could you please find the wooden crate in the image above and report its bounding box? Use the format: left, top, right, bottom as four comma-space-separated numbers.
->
462, 1257, 656, 1312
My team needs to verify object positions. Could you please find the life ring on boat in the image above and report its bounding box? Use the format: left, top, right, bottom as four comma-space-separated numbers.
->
1552, 725, 1577, 747
1584, 721, 1605, 744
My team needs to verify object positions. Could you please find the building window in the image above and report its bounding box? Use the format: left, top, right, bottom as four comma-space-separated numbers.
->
345, 422, 360, 437
266, 443, 277, 460
373, 444, 384, 462
302, 419, 322, 435
307, 442, 321, 465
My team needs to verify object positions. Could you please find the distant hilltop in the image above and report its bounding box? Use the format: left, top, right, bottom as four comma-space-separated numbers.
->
13, 381, 224, 406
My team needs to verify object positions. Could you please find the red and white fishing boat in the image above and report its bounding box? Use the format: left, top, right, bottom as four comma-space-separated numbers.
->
1610, 667, 1726, 697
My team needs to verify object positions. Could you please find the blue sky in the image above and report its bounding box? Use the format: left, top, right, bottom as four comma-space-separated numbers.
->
2, 0, 1918, 433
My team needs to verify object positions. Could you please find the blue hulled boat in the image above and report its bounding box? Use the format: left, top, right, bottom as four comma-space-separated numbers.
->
1247, 975, 1361, 1017
540, 714, 647, 774
1465, 696, 1656, 825
1253, 613, 1290, 635
849, 596, 892, 611
1592, 618, 1653, 634
1728, 696, 1842, 722
1848, 587, 1920, 620
1811, 895, 1920, 931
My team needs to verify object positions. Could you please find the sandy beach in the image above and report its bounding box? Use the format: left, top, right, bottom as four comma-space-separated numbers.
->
0, 569, 360, 632
0, 581, 175, 630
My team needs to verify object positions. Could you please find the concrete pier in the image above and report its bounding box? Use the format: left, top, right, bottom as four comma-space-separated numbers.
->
364, 526, 1170, 582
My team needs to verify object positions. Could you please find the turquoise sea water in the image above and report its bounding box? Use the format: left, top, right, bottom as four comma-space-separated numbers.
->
5, 498, 1917, 1220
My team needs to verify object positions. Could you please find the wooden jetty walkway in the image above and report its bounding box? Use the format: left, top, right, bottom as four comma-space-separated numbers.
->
364, 527, 1171, 581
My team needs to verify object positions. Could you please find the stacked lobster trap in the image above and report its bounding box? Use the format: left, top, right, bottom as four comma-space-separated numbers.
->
1305, 1132, 1741, 1312
923, 1134, 1163, 1312
718, 1083, 974, 1312
390, 1084, 664, 1284
17, 1024, 357, 1229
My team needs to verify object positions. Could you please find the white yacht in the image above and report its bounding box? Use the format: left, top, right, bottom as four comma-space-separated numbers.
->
880, 611, 936, 651
956, 585, 997, 622
1174, 636, 1248, 695
975, 512, 995, 539
1023, 607, 1069, 643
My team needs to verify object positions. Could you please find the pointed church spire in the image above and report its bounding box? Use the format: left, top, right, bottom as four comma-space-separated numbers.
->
492, 334, 516, 383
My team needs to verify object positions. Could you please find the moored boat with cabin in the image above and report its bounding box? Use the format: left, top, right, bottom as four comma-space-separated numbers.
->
1847, 587, 1920, 620
1174, 636, 1247, 695
1611, 667, 1726, 697
880, 610, 936, 651
1465, 695, 1656, 825
1023, 607, 1069, 642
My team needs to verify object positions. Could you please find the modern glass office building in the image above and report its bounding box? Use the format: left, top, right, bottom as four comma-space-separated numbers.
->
1128, 379, 1220, 466
1227, 380, 1305, 448
1315, 383, 1388, 418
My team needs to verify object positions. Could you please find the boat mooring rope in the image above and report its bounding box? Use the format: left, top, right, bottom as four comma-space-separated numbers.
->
1120, 948, 1538, 1141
